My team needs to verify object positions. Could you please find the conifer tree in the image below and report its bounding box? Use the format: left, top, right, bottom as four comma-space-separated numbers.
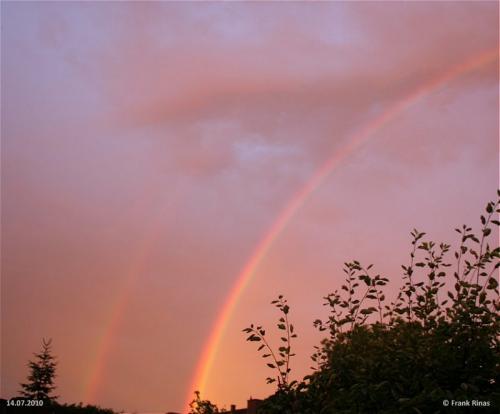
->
20, 338, 58, 403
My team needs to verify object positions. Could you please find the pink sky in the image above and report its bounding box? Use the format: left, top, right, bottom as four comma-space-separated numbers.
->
1, 2, 498, 413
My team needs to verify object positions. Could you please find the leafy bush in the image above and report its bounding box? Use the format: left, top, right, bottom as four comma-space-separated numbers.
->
189, 391, 224, 414
247, 193, 500, 413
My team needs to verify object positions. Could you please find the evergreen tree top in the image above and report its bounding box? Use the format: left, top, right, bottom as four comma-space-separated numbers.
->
20, 338, 58, 403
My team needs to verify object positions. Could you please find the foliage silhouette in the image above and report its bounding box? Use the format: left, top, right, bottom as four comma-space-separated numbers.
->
20, 338, 58, 404
50, 402, 116, 414
189, 390, 224, 414
246, 192, 500, 413
243, 295, 297, 390
0, 399, 118, 414
8, 340, 117, 414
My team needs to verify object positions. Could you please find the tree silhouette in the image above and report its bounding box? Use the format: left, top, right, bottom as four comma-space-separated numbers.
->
20, 338, 58, 403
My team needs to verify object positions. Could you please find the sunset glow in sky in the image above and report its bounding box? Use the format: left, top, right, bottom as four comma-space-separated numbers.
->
2, 2, 499, 413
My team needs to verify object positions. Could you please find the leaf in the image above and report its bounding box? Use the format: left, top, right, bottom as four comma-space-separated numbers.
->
248, 335, 261, 342
267, 363, 276, 369
360, 307, 376, 315
359, 275, 371, 285
487, 277, 498, 290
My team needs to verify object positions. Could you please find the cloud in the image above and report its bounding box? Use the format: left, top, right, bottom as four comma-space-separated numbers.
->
75, 1, 496, 175
2, 1, 498, 412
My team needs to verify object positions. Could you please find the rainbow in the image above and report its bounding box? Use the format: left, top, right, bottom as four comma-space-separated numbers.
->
184, 48, 498, 409
81, 48, 498, 409
83, 199, 166, 403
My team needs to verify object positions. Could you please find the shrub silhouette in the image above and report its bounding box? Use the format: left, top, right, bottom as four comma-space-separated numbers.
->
189, 390, 224, 414
243, 295, 298, 390
247, 193, 500, 413
50, 403, 116, 414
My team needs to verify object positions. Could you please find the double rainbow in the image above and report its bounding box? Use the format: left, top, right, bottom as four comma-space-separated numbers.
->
82, 49, 498, 410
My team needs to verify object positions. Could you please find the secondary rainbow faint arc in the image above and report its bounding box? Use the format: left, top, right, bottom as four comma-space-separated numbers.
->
185, 48, 498, 408
84, 196, 167, 403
